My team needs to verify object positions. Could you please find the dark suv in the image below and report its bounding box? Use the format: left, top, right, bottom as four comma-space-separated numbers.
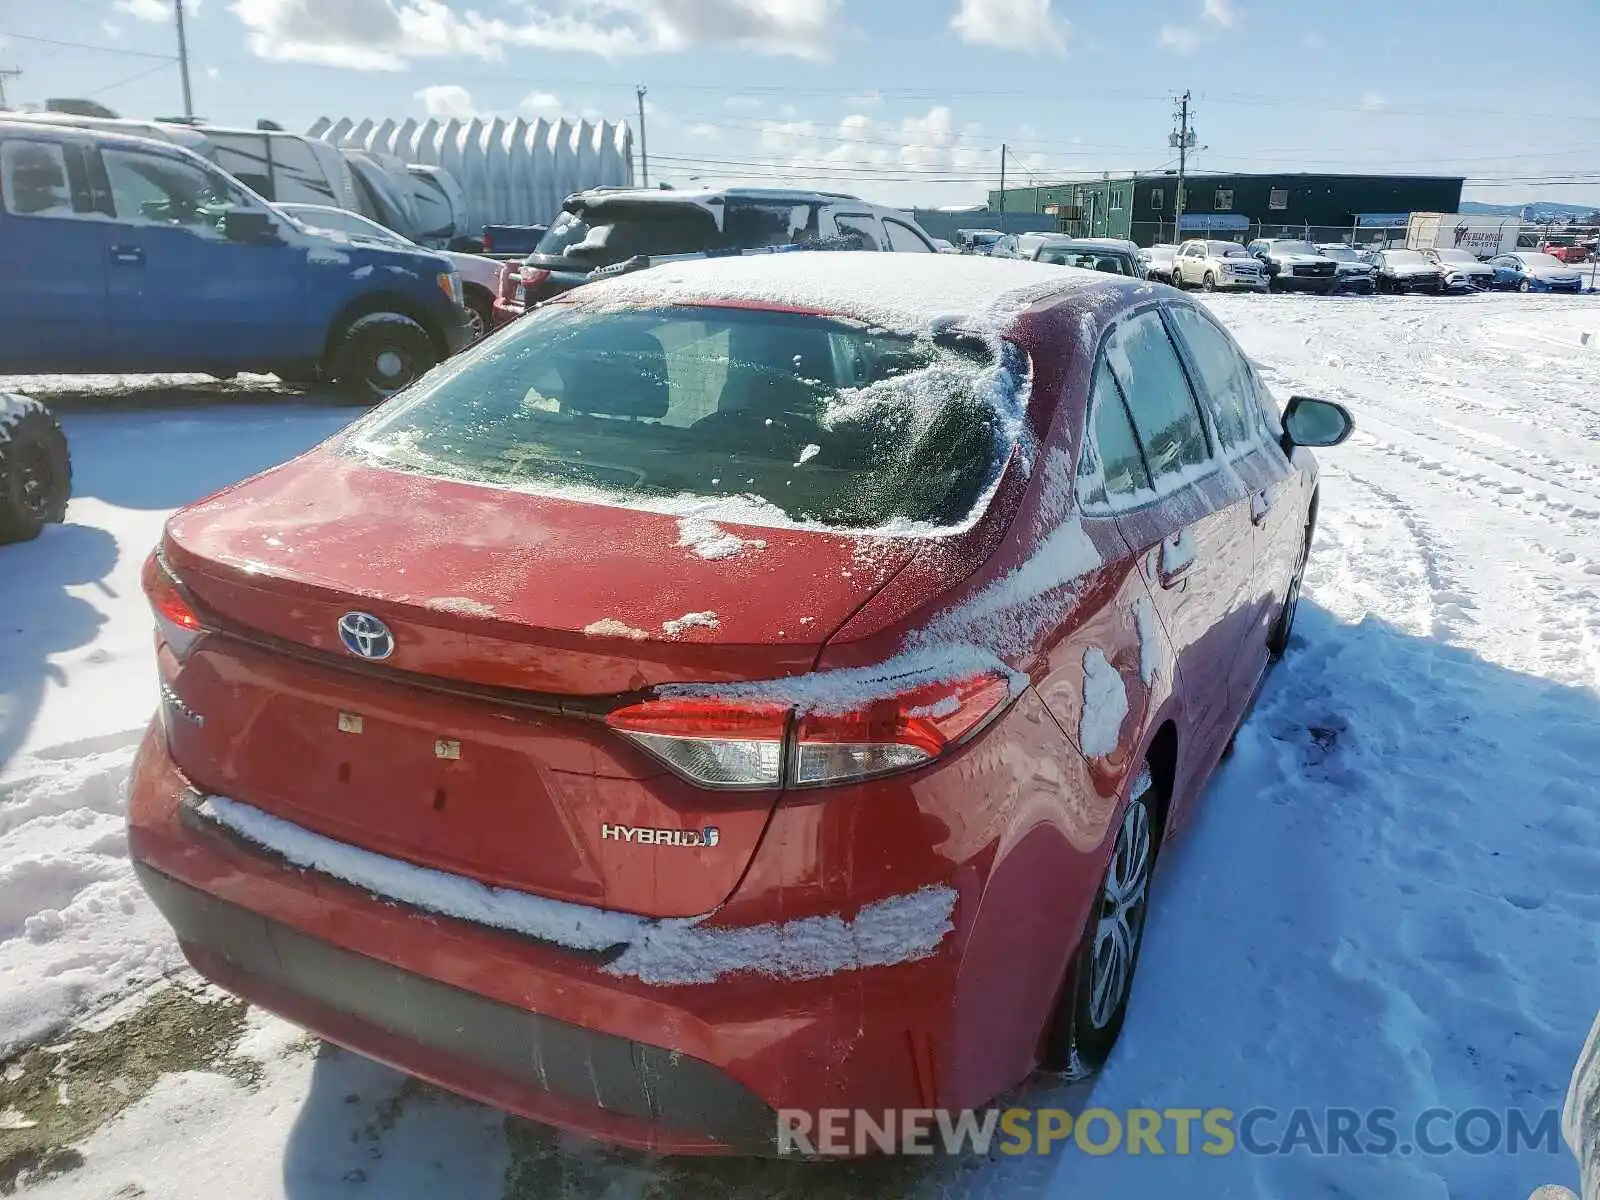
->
492, 187, 937, 326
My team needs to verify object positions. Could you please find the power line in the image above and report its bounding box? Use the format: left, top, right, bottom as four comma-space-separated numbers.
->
0, 30, 178, 61
86, 58, 175, 99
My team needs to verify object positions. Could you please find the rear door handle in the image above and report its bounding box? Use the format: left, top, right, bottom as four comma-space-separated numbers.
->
1158, 532, 1195, 589
109, 245, 145, 266
1251, 490, 1271, 526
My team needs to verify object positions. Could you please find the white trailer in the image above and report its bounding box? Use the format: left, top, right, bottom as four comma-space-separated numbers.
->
1406, 212, 1522, 260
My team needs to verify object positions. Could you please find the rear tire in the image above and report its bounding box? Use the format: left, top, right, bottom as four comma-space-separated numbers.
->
1518, 279, 1532, 293
0, 395, 72, 545
1044, 770, 1157, 1077
332, 312, 436, 405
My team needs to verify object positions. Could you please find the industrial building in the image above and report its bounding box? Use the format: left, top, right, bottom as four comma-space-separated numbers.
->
989, 172, 1465, 246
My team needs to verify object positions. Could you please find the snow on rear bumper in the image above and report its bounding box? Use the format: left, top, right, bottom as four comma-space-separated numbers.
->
192, 793, 957, 987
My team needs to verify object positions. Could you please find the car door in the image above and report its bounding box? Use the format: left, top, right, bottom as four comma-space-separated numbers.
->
1164, 302, 1300, 710
1098, 306, 1257, 812
95, 143, 310, 371
1177, 243, 1201, 286
0, 135, 112, 371
1034, 353, 1172, 782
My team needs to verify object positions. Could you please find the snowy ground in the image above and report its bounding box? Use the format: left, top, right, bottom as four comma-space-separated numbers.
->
2, 291, 1598, 1197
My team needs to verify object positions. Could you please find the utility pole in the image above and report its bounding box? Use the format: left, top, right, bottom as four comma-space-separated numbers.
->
174, 0, 194, 117
0, 66, 20, 110
998, 143, 1007, 230
1170, 90, 1194, 241
636, 85, 649, 187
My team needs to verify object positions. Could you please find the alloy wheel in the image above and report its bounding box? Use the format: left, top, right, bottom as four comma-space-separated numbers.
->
1088, 796, 1153, 1029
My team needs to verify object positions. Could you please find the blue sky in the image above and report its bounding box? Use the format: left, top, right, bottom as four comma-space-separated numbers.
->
3, 0, 1597, 208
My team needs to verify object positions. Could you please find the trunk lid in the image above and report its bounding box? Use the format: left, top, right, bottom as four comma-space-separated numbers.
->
161, 449, 920, 918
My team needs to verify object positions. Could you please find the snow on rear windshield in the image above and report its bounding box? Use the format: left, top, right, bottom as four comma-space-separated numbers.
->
349, 304, 1025, 533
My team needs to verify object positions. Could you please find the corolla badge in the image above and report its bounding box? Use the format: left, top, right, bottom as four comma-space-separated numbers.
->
338, 611, 395, 660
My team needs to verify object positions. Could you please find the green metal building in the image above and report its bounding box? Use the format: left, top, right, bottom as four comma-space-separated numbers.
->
989, 172, 1464, 246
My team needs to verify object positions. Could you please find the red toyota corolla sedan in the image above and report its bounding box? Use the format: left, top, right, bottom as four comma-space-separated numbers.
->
128, 253, 1351, 1155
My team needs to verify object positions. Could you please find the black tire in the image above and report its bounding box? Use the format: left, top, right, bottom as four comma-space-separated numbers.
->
331, 312, 436, 405
1518, 279, 1532, 294
1202, 272, 1216, 292
0, 395, 71, 545
1044, 770, 1157, 1077
463, 288, 494, 342
1268, 529, 1311, 660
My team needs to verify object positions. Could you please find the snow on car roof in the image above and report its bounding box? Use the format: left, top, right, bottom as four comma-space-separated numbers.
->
571, 251, 1101, 335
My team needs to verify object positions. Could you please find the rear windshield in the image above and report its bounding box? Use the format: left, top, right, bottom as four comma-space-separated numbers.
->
534, 206, 716, 265
349, 305, 1020, 532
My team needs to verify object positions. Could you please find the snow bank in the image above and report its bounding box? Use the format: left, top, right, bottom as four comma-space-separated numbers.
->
0, 745, 182, 1057
197, 796, 956, 986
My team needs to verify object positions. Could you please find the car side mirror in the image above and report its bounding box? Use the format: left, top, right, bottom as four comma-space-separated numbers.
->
223, 207, 278, 244
1282, 396, 1354, 451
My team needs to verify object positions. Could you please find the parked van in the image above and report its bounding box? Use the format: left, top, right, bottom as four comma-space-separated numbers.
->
12, 113, 459, 244
0, 119, 474, 402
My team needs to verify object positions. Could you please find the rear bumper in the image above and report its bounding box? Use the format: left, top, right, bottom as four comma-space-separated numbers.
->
125, 719, 1023, 1154
134, 861, 778, 1153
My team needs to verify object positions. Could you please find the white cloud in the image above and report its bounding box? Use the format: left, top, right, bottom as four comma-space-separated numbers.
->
231, 0, 841, 72
414, 83, 477, 118
950, 0, 1069, 54
1358, 91, 1387, 111
520, 90, 563, 118
115, 0, 175, 20
750, 104, 998, 207
846, 90, 884, 109
686, 122, 721, 141
1158, 0, 1237, 53
1157, 23, 1201, 53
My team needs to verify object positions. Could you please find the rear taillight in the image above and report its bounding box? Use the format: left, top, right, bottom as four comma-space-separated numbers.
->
605, 670, 1015, 790
604, 698, 789, 788
520, 266, 550, 289
141, 550, 206, 658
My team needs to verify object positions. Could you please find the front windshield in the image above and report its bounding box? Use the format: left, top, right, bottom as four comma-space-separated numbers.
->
1386, 250, 1426, 265
1521, 253, 1565, 269
350, 304, 1019, 531
280, 205, 409, 246
1273, 241, 1320, 256
1210, 243, 1250, 258
1321, 246, 1358, 262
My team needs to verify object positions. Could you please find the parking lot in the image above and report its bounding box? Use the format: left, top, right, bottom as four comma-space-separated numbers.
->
3, 288, 1597, 1198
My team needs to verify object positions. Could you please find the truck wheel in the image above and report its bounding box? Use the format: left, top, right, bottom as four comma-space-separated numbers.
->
463, 289, 494, 342
0, 395, 72, 545
1202, 272, 1216, 292
332, 313, 436, 405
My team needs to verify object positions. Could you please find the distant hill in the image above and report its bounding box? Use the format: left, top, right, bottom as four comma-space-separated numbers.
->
1460, 200, 1600, 222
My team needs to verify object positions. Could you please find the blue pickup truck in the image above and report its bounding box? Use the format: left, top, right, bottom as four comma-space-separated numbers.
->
0, 119, 474, 402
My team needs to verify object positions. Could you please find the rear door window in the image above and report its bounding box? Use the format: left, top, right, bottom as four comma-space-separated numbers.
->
831, 214, 881, 251
350, 304, 1019, 531
1078, 360, 1154, 510
1163, 305, 1262, 454
0, 139, 93, 219
883, 219, 933, 253
1103, 309, 1212, 484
